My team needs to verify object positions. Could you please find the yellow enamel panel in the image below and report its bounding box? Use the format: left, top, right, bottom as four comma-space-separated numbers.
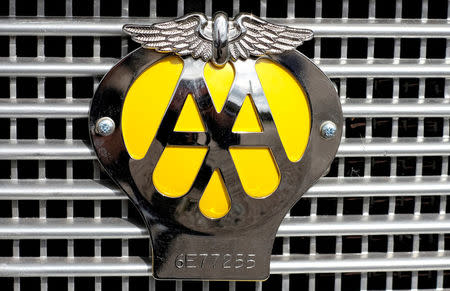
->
199, 169, 231, 219
122, 56, 183, 160
232, 95, 263, 133
174, 94, 206, 132
204, 62, 235, 112
255, 58, 311, 162
153, 146, 208, 198
229, 147, 280, 198
122, 57, 307, 214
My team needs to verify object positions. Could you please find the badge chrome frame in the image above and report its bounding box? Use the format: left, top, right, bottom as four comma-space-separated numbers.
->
89, 47, 342, 280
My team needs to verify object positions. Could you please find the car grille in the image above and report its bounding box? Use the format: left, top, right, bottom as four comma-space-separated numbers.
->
1, 0, 449, 290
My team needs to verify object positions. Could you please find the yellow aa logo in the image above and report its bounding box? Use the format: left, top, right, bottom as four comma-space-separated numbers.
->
121, 56, 310, 219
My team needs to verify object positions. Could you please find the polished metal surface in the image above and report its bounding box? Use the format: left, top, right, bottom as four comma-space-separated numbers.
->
89, 47, 342, 279
1, 0, 450, 290
212, 12, 229, 66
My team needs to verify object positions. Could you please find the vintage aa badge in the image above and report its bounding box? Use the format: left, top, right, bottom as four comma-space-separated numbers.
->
89, 12, 342, 280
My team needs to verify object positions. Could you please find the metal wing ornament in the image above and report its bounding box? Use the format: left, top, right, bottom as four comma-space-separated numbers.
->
229, 14, 313, 59
123, 12, 313, 66
123, 13, 213, 62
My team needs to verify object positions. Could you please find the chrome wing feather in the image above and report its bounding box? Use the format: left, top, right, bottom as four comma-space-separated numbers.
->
229, 14, 313, 60
123, 13, 213, 62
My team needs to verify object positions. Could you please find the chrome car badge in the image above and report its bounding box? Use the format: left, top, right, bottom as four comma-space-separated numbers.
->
89, 12, 342, 281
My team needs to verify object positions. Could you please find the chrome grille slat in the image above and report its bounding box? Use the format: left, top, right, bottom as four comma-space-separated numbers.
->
1, 58, 449, 77
1, 214, 450, 239
271, 252, 450, 274
278, 214, 450, 236
0, 140, 94, 160
342, 98, 450, 118
337, 137, 450, 157
0, 57, 116, 76
0, 257, 151, 277
0, 99, 89, 118
3, 252, 450, 277
0, 217, 148, 239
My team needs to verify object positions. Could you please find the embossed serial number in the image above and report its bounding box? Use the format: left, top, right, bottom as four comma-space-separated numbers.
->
175, 253, 256, 269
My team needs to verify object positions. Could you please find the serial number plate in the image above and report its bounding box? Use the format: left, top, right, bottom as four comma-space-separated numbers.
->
175, 253, 256, 270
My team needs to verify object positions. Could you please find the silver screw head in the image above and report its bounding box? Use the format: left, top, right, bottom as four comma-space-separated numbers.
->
95, 117, 115, 136
320, 121, 337, 139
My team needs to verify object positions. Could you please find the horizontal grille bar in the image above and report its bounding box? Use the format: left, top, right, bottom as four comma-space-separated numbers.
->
321, 59, 450, 78
0, 58, 115, 76
2, 98, 450, 118
271, 252, 450, 274
0, 218, 148, 239
278, 214, 450, 236
0, 99, 89, 118
308, 176, 450, 197
1, 214, 449, 239
342, 98, 450, 118
1, 17, 448, 38
339, 137, 450, 157
0, 176, 449, 200
2, 252, 450, 277
0, 257, 151, 277
1, 58, 448, 77
0, 140, 94, 160
1, 138, 448, 159
0, 180, 124, 200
